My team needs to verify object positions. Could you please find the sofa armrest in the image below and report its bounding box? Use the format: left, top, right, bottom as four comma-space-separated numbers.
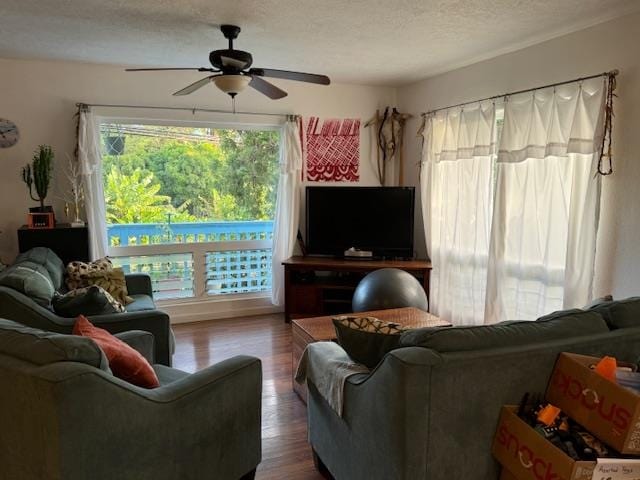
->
39, 355, 263, 479
340, 346, 442, 394
307, 346, 443, 479
87, 309, 173, 366
0, 286, 72, 328
125, 273, 153, 297
114, 330, 155, 363
142, 355, 261, 403
304, 343, 442, 388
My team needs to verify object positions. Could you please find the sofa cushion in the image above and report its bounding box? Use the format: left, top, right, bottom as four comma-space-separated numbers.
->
590, 297, 640, 330
52, 285, 125, 317
15, 247, 65, 291
0, 261, 55, 306
125, 294, 156, 312
73, 315, 159, 388
0, 318, 109, 370
333, 316, 408, 368
399, 311, 608, 353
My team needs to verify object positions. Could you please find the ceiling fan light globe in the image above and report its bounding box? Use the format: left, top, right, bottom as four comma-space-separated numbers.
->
213, 75, 251, 97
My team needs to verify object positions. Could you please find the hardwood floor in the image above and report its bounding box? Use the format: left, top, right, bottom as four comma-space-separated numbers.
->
172, 314, 325, 480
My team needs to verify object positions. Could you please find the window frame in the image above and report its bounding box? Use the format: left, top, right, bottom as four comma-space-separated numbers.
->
98, 113, 283, 303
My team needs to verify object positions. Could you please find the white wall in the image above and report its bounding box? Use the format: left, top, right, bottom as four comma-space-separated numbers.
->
0, 57, 395, 263
397, 12, 640, 299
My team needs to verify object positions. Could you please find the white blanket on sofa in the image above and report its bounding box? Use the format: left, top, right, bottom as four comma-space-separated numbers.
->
295, 341, 369, 416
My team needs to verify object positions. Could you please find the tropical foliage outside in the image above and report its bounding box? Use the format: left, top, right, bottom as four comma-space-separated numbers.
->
101, 125, 280, 225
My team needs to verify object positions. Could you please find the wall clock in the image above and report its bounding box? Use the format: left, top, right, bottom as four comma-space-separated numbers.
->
0, 119, 19, 148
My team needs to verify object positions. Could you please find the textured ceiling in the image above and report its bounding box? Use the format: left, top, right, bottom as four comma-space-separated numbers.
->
0, 0, 638, 86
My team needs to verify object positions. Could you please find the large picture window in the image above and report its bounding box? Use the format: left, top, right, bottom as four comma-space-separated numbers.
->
100, 122, 280, 301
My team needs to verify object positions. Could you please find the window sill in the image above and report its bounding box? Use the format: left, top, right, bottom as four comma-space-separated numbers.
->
158, 292, 282, 324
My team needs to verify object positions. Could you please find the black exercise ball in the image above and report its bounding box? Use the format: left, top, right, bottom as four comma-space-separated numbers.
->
351, 268, 429, 313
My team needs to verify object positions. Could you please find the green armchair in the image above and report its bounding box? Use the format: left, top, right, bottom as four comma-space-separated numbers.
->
0, 319, 262, 480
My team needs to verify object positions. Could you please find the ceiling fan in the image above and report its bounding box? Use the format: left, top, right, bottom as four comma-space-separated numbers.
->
126, 24, 330, 100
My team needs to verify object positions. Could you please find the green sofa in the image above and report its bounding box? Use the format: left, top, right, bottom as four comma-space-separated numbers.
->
306, 298, 640, 480
0, 247, 174, 365
0, 319, 262, 480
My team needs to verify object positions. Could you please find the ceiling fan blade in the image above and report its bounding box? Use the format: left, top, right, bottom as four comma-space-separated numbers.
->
220, 55, 250, 70
249, 68, 330, 85
173, 76, 218, 96
126, 67, 217, 72
248, 75, 288, 99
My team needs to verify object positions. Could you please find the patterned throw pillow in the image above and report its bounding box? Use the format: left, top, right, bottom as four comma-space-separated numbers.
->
332, 316, 408, 368
53, 285, 125, 317
66, 258, 133, 305
66, 257, 114, 291
83, 268, 134, 305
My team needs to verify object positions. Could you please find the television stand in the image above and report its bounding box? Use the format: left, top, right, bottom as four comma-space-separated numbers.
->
282, 256, 432, 322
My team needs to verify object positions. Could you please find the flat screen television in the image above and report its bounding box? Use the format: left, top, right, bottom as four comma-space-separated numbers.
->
305, 186, 415, 259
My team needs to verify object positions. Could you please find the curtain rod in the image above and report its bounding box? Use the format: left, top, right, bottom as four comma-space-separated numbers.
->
75, 102, 294, 118
421, 69, 619, 117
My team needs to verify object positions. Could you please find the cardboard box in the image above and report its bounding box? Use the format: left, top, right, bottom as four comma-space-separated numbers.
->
492, 406, 595, 480
546, 352, 640, 454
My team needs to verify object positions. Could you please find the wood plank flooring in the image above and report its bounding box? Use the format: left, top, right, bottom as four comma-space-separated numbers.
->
172, 314, 325, 480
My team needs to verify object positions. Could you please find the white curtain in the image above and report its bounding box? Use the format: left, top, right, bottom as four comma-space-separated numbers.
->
77, 108, 108, 260
271, 116, 303, 307
421, 103, 496, 325
485, 79, 606, 323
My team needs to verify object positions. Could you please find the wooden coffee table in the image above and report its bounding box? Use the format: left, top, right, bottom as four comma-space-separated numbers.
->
291, 307, 450, 402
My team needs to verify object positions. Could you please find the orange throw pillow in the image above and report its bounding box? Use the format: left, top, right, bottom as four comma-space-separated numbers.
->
73, 315, 159, 388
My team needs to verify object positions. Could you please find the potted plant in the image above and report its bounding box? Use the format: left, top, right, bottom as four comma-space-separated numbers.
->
21, 145, 54, 213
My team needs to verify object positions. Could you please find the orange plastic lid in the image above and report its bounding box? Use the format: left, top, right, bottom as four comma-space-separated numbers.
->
595, 356, 618, 383
537, 404, 561, 427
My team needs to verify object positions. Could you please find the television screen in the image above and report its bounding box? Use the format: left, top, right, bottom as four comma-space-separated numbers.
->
305, 186, 415, 258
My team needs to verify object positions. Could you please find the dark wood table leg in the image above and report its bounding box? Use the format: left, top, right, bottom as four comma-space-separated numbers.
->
284, 266, 291, 323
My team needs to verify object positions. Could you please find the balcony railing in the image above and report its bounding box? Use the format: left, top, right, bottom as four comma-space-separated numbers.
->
107, 221, 274, 300
112, 253, 195, 300
108, 220, 274, 246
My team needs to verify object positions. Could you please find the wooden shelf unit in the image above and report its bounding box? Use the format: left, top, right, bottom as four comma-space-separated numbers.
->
18, 225, 89, 266
282, 256, 432, 322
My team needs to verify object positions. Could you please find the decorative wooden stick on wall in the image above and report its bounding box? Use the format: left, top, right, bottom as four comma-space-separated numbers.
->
365, 107, 412, 186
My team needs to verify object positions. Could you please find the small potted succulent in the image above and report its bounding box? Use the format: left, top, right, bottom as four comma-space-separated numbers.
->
21, 145, 54, 213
